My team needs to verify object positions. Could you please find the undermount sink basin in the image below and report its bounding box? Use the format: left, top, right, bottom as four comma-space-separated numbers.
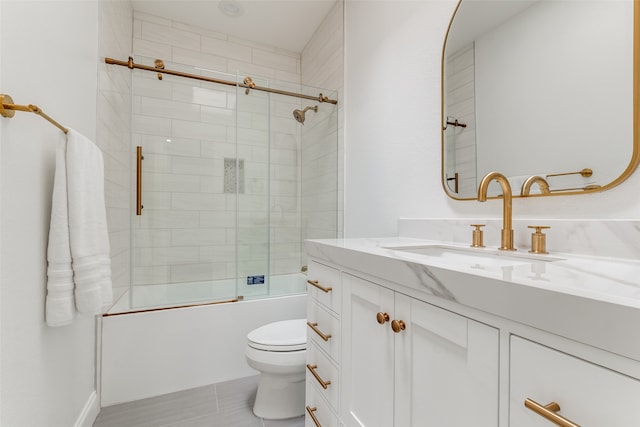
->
384, 244, 565, 269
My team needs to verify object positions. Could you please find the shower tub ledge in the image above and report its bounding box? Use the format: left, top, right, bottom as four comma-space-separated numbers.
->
100, 290, 306, 406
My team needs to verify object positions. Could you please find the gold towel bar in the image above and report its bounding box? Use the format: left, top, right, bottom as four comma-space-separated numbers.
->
546, 168, 593, 178
0, 94, 68, 134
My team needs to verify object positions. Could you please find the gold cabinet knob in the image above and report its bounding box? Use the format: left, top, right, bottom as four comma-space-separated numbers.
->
376, 312, 390, 324
391, 319, 406, 333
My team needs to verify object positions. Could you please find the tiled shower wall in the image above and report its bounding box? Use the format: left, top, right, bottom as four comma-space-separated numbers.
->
301, 0, 344, 253
98, 0, 133, 293
130, 10, 339, 287
445, 44, 476, 197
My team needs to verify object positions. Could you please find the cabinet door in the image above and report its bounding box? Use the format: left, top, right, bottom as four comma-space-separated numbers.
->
511, 336, 640, 427
395, 294, 500, 427
341, 274, 395, 427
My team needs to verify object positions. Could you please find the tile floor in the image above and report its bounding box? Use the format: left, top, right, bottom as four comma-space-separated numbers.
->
93, 375, 305, 427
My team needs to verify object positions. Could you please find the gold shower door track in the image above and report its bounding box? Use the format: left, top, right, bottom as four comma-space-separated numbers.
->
105, 57, 338, 105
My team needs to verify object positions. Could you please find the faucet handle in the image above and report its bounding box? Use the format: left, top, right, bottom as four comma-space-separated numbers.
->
528, 226, 550, 254
470, 224, 486, 248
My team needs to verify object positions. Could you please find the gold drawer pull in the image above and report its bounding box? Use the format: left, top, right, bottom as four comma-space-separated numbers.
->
525, 398, 581, 427
307, 321, 332, 342
307, 364, 332, 389
376, 312, 390, 324
306, 406, 322, 427
391, 319, 406, 333
307, 279, 333, 293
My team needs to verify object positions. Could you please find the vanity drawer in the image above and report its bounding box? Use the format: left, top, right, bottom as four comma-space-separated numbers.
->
510, 336, 640, 426
306, 341, 339, 412
307, 261, 341, 315
306, 382, 339, 427
306, 299, 340, 363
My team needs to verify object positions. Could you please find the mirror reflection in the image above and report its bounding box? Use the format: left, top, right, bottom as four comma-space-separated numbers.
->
442, 0, 637, 199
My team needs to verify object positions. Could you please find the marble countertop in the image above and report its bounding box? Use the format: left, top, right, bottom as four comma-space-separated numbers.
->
305, 237, 640, 362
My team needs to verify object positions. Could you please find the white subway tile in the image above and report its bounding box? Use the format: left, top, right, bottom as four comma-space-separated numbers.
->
141, 21, 201, 51
171, 192, 228, 211
133, 37, 172, 60
170, 262, 227, 283
171, 156, 220, 176
172, 119, 227, 141
201, 36, 252, 63
171, 228, 227, 246
138, 210, 200, 229
138, 246, 200, 266
143, 172, 200, 192
134, 115, 172, 136
140, 97, 201, 121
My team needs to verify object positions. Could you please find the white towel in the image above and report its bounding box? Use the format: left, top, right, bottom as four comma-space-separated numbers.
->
46, 129, 113, 326
46, 136, 75, 326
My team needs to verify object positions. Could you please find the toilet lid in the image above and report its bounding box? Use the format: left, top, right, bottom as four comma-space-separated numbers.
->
248, 318, 307, 351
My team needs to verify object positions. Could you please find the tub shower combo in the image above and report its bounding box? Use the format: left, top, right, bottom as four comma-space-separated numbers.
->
104, 56, 338, 313
99, 56, 338, 406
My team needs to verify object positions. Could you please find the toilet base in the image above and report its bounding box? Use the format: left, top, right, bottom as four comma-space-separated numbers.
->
252, 372, 306, 419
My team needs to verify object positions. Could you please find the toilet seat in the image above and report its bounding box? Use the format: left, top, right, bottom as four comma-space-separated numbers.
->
247, 318, 307, 352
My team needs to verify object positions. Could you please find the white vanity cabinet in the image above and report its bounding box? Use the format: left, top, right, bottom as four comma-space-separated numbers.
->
510, 336, 640, 426
304, 239, 640, 427
341, 273, 500, 427
306, 261, 341, 427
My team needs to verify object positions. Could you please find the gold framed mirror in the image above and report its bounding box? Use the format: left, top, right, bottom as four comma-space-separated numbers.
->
441, 0, 639, 200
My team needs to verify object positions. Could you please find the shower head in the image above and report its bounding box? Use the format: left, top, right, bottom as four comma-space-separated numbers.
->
292, 105, 318, 124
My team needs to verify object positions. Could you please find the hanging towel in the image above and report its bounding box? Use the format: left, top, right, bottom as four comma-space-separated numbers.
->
46, 129, 113, 326
46, 136, 75, 326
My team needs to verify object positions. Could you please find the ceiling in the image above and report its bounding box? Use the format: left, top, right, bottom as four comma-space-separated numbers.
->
131, 0, 337, 53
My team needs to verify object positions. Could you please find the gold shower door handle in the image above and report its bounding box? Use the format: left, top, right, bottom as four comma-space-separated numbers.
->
306, 364, 331, 389
307, 280, 332, 293
136, 146, 143, 215
306, 406, 322, 427
307, 322, 332, 342
524, 398, 581, 427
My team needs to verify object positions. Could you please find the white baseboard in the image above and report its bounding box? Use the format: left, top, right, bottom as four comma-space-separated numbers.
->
74, 391, 100, 427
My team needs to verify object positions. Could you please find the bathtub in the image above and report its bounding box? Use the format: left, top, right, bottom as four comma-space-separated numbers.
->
100, 274, 308, 406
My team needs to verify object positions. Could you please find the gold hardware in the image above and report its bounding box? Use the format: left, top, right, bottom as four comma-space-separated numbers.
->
470, 224, 485, 248
521, 175, 551, 196
243, 76, 256, 94
446, 172, 459, 193
136, 146, 144, 215
307, 279, 332, 293
306, 406, 322, 427
306, 364, 331, 389
477, 171, 515, 251
105, 57, 338, 104
307, 322, 332, 342
102, 296, 239, 317
391, 319, 406, 333
318, 93, 330, 103
0, 94, 68, 134
443, 119, 467, 130
528, 225, 550, 254
524, 398, 581, 427
376, 312, 390, 324
301, 265, 308, 272
546, 168, 593, 179
0, 94, 15, 118
154, 59, 165, 80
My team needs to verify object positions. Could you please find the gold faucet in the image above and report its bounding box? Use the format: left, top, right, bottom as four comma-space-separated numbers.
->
477, 172, 515, 251
521, 175, 551, 196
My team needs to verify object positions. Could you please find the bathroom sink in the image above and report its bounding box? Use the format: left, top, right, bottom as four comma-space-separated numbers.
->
384, 244, 564, 269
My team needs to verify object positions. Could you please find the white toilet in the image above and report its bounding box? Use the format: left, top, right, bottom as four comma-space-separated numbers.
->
245, 318, 307, 419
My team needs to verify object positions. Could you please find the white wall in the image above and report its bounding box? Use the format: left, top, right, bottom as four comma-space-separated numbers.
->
343, 0, 640, 238
0, 2, 101, 426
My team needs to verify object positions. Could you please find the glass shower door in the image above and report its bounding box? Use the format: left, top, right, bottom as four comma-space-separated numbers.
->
234, 76, 271, 299
130, 57, 239, 309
